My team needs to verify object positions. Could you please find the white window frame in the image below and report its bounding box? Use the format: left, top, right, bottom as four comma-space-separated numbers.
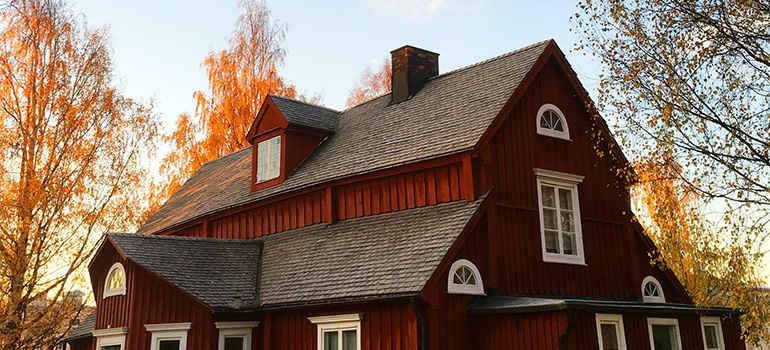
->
145, 323, 191, 350
93, 327, 127, 350
256, 135, 281, 183
103, 262, 126, 298
215, 321, 260, 350
700, 316, 726, 350
647, 318, 683, 350
534, 168, 585, 265
308, 313, 362, 350
536, 103, 570, 140
642, 276, 666, 303
446, 259, 485, 295
595, 314, 627, 350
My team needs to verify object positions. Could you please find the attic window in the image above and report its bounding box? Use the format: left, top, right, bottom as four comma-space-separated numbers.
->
536, 103, 570, 140
103, 262, 126, 298
447, 259, 484, 295
257, 136, 281, 183
642, 276, 665, 303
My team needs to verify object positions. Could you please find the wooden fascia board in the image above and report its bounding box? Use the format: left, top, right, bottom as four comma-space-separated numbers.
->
420, 189, 495, 299
87, 236, 126, 271
245, 95, 282, 143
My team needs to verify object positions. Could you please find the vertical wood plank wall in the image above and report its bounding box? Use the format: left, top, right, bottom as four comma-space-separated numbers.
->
260, 301, 417, 350
93, 248, 131, 330
468, 311, 568, 349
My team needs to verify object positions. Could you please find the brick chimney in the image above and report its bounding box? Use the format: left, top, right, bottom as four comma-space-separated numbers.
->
390, 45, 439, 104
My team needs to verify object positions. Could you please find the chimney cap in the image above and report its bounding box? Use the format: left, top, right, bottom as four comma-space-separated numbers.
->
390, 45, 440, 56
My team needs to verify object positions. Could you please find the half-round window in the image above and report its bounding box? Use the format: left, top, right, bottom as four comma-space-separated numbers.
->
642, 276, 665, 303
103, 262, 126, 298
536, 103, 570, 140
447, 259, 484, 295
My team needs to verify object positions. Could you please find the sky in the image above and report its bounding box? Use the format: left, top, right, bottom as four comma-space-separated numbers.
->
66, 0, 768, 280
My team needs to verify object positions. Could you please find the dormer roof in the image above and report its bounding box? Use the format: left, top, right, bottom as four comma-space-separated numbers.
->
139, 40, 551, 235
269, 94, 339, 132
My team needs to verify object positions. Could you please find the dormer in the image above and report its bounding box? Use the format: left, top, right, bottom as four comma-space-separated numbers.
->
246, 95, 339, 192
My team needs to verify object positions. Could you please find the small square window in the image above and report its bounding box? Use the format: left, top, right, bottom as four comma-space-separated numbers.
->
595, 314, 627, 350
215, 321, 260, 350
700, 317, 725, 350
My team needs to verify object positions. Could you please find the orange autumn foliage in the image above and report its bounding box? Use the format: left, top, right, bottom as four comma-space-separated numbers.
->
346, 58, 391, 108
0, 0, 160, 348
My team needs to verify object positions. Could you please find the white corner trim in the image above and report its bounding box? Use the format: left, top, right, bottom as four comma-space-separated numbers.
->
92, 327, 128, 337
700, 316, 726, 350
447, 259, 485, 295
642, 276, 666, 303
103, 262, 127, 298
216, 321, 259, 350
595, 314, 627, 350
308, 313, 363, 325
533, 168, 585, 184
215, 321, 260, 330
536, 103, 570, 140
647, 318, 683, 350
145, 322, 192, 332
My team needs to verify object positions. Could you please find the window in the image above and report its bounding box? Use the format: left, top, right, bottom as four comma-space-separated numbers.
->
647, 318, 683, 350
215, 321, 260, 350
103, 263, 126, 298
534, 169, 585, 265
700, 317, 725, 350
536, 103, 570, 140
145, 323, 191, 350
595, 314, 627, 350
257, 135, 281, 183
93, 327, 127, 350
642, 276, 666, 303
447, 259, 485, 295
308, 313, 362, 350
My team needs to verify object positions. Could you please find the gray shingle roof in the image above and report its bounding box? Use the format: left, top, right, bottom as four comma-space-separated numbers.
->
62, 311, 95, 341
270, 94, 339, 132
139, 40, 548, 237
109, 197, 484, 311
259, 196, 484, 307
108, 233, 262, 311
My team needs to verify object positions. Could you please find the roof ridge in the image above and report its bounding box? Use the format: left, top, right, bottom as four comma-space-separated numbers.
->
268, 94, 340, 113
432, 39, 552, 80
110, 232, 259, 244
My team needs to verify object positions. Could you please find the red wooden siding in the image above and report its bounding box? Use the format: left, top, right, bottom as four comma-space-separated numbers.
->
260, 301, 418, 350
124, 262, 215, 350
92, 247, 131, 330
469, 311, 568, 349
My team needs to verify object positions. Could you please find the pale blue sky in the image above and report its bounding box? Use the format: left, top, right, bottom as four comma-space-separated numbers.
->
68, 0, 598, 124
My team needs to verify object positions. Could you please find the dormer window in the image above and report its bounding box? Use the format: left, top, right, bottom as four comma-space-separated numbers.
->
642, 276, 665, 303
536, 103, 570, 140
447, 259, 485, 295
103, 262, 126, 298
257, 136, 281, 183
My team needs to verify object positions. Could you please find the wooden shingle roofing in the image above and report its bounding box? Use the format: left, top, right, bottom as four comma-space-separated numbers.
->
138, 40, 550, 235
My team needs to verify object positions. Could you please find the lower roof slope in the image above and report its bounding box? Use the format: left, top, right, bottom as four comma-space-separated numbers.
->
109, 197, 484, 311
109, 233, 262, 312
139, 40, 550, 235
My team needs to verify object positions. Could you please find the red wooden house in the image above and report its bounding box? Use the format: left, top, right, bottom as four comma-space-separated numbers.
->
62, 40, 745, 350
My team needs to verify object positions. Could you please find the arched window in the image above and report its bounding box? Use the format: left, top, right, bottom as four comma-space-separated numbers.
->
104, 262, 126, 298
642, 276, 665, 303
536, 103, 570, 140
447, 259, 484, 295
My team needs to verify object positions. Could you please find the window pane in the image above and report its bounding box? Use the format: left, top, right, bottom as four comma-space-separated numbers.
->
651, 325, 676, 350
543, 209, 558, 230
225, 337, 244, 350
704, 325, 719, 349
541, 185, 556, 207
101, 346, 121, 350
560, 211, 574, 232
558, 188, 572, 209
562, 232, 576, 255
324, 331, 338, 350
342, 330, 357, 350
158, 340, 180, 350
600, 324, 620, 350
108, 269, 124, 289
545, 230, 559, 253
